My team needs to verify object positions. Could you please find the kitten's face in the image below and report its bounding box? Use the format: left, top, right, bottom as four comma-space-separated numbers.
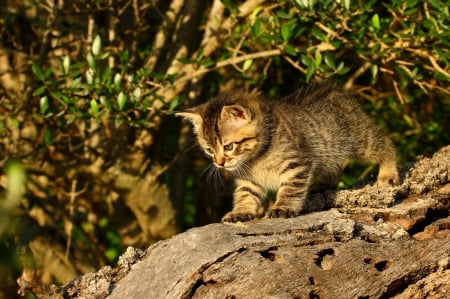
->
177, 101, 261, 172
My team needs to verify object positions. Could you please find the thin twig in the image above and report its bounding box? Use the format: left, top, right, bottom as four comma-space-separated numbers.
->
344, 61, 371, 90
171, 49, 283, 87
62, 179, 87, 259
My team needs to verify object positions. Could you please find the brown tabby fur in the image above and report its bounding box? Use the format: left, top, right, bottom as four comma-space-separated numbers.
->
177, 82, 400, 223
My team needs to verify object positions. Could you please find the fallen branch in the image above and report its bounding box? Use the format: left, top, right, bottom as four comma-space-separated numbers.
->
21, 145, 450, 298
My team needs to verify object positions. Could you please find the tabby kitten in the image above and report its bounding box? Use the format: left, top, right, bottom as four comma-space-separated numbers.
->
177, 82, 399, 223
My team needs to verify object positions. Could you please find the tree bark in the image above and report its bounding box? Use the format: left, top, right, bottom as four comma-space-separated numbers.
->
21, 145, 450, 298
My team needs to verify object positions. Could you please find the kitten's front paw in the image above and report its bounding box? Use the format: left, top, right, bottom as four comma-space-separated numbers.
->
222, 212, 255, 223
266, 207, 299, 219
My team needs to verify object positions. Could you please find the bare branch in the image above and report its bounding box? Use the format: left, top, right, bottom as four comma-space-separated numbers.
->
156, 0, 269, 106
158, 48, 283, 98
200, 0, 226, 48
144, 0, 186, 70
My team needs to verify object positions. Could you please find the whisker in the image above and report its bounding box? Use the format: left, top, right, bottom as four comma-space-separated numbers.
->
210, 167, 226, 192
199, 163, 228, 192
199, 164, 215, 184
235, 160, 252, 179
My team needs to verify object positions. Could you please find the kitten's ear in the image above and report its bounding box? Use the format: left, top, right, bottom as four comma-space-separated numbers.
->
175, 108, 203, 133
220, 105, 251, 127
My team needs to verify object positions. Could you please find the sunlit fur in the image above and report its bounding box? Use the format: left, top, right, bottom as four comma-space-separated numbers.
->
177, 82, 400, 223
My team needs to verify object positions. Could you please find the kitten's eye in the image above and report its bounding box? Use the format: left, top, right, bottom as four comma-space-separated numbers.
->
223, 143, 234, 151
205, 148, 214, 155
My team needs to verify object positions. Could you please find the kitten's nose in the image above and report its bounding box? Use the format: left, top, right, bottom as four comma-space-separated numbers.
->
215, 155, 226, 167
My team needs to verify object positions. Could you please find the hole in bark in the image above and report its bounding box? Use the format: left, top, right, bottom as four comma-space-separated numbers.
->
204, 279, 217, 285
358, 296, 369, 299
259, 251, 275, 261
364, 258, 391, 272
308, 276, 319, 285
258, 246, 279, 261
318, 248, 334, 257
364, 257, 376, 266
373, 212, 387, 222
309, 289, 323, 299
375, 260, 392, 272
237, 247, 247, 253
314, 248, 335, 269
360, 233, 379, 243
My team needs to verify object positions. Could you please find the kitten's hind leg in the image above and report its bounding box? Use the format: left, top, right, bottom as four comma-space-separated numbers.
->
222, 179, 265, 223
266, 162, 312, 219
359, 133, 400, 187
377, 159, 400, 187
372, 136, 399, 187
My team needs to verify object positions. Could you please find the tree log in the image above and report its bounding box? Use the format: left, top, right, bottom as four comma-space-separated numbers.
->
25, 146, 450, 298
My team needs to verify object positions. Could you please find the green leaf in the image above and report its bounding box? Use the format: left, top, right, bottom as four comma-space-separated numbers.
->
86, 53, 95, 69
197, 50, 206, 62
120, 50, 129, 64
32, 63, 43, 80
113, 73, 122, 86
40, 96, 49, 115
371, 14, 380, 30
335, 62, 350, 75
86, 69, 94, 84
169, 96, 181, 111
200, 59, 215, 67
306, 64, 315, 81
281, 23, 294, 41
276, 9, 291, 19
4, 160, 26, 202
44, 128, 53, 145
324, 54, 336, 70
92, 34, 102, 56
311, 27, 327, 42
295, 0, 315, 9
242, 59, 253, 72
403, 114, 414, 128
301, 55, 315, 81
100, 66, 111, 84
62, 55, 70, 74
90, 99, 99, 117
43, 66, 53, 80
104, 247, 119, 262
344, 0, 350, 10
33, 86, 46, 96
314, 52, 322, 67
117, 92, 126, 111
66, 115, 76, 125
285, 44, 297, 56
167, 73, 179, 84
98, 52, 110, 60
133, 87, 141, 101
52, 91, 70, 104
100, 96, 112, 111
177, 57, 194, 64
251, 19, 264, 39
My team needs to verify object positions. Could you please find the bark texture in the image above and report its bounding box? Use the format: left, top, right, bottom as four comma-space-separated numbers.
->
26, 146, 450, 298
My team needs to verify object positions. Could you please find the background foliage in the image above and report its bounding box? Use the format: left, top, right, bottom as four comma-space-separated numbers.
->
0, 0, 449, 297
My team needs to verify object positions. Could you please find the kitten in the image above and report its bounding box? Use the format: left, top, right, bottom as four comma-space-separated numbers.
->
177, 82, 400, 223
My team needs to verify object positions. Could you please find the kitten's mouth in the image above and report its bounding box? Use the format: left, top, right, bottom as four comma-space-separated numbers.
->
214, 159, 240, 171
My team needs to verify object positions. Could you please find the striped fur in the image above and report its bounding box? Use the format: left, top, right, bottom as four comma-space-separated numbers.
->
177, 82, 400, 223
